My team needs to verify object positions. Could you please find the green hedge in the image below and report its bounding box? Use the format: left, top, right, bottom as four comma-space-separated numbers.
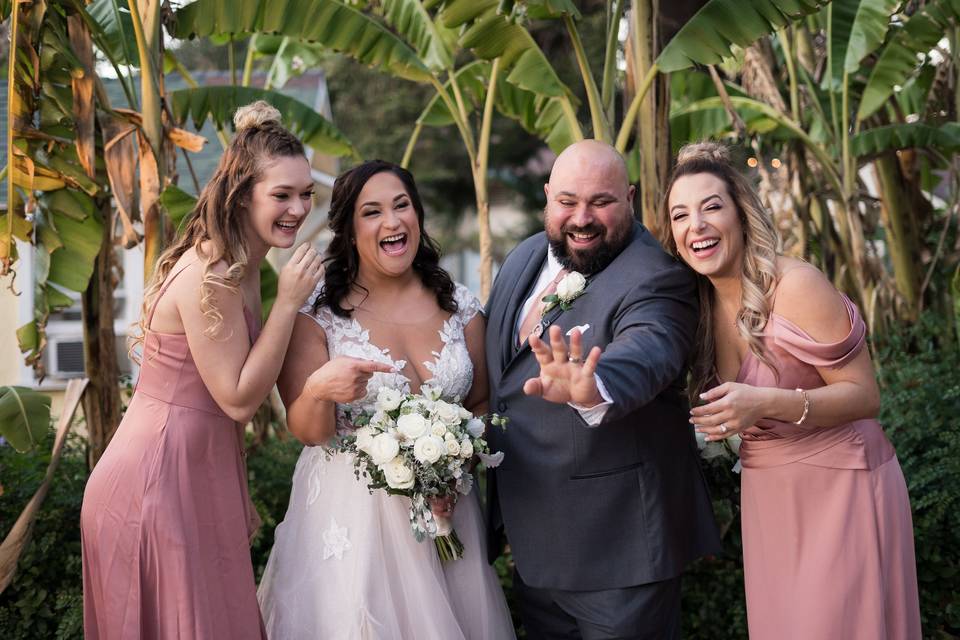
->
1, 316, 958, 638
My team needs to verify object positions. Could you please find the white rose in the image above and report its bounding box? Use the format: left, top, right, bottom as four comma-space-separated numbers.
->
396, 413, 429, 440
556, 271, 586, 301
459, 406, 473, 420
433, 401, 462, 426
382, 457, 415, 490
369, 433, 400, 465
413, 436, 445, 464
444, 438, 461, 457
354, 426, 376, 453
375, 387, 403, 412
431, 421, 448, 437
465, 418, 485, 438
459, 439, 474, 459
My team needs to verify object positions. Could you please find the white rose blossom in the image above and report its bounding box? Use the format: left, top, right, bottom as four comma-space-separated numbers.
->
382, 458, 415, 489
465, 418, 485, 438
459, 439, 474, 459
375, 387, 403, 412
369, 432, 400, 465
396, 413, 429, 440
444, 439, 461, 457
433, 401, 462, 426
431, 421, 448, 437
413, 435, 445, 464
354, 426, 376, 453
555, 271, 587, 301
458, 407, 473, 420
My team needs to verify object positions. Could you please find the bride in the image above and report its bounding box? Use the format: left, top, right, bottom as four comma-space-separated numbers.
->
257, 160, 516, 639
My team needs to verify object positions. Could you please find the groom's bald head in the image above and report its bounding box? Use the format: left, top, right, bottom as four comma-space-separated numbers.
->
544, 140, 635, 274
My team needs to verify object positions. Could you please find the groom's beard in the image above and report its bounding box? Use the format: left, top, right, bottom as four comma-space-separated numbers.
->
547, 219, 632, 275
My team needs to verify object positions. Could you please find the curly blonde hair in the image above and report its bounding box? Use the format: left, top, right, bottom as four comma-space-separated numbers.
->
132, 101, 305, 359
657, 142, 781, 402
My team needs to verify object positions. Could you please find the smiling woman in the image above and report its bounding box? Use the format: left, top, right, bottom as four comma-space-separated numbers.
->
658, 142, 920, 640
80, 100, 323, 640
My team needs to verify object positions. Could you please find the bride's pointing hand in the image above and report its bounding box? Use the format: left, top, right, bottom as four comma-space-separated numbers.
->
303, 356, 394, 404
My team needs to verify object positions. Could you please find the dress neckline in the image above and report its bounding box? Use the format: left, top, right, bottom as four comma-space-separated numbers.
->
344, 313, 454, 396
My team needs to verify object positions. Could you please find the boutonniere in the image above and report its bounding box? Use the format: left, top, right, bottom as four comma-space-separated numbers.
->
542, 271, 587, 315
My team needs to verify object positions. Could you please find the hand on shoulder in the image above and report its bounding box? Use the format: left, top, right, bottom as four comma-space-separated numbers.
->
772, 258, 851, 344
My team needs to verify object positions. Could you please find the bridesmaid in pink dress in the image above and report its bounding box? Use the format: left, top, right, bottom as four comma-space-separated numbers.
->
659, 142, 921, 639
80, 101, 323, 639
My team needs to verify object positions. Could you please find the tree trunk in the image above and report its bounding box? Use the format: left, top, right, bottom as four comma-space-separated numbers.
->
628, 0, 670, 232
82, 204, 123, 469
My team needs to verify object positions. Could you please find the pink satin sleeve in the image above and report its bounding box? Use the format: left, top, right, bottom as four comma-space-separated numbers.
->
769, 294, 866, 369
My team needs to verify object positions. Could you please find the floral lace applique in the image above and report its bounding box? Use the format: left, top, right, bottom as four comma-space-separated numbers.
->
321, 517, 351, 560
301, 283, 481, 414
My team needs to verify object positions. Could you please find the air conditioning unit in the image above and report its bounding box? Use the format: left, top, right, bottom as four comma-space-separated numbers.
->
47, 336, 86, 378
45, 334, 134, 379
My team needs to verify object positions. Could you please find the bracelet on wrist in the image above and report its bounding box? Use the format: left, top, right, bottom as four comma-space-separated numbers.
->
793, 388, 810, 425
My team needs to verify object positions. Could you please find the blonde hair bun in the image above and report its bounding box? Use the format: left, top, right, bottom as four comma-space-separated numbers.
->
233, 100, 283, 131
677, 141, 732, 165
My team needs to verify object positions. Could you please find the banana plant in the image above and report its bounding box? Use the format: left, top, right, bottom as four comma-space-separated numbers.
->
666, 0, 960, 324
170, 0, 582, 298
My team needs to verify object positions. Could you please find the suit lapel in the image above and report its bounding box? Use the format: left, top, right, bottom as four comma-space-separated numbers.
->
499, 241, 548, 371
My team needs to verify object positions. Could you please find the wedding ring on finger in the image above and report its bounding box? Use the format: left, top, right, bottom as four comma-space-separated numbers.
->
568, 355, 582, 364
719, 423, 728, 434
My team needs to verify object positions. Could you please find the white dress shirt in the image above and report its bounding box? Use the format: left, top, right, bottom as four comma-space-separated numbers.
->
515, 250, 613, 426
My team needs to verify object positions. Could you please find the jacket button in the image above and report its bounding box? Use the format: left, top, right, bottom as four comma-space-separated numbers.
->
497, 401, 507, 412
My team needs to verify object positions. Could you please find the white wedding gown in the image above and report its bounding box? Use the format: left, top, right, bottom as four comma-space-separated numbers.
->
258, 284, 516, 640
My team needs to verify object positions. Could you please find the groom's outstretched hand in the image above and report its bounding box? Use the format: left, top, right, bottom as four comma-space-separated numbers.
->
524, 325, 604, 407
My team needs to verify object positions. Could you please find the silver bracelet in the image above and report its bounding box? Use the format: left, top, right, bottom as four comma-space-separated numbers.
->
793, 388, 810, 425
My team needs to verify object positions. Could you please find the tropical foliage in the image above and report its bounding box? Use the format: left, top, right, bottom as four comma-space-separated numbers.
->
2, 2, 958, 634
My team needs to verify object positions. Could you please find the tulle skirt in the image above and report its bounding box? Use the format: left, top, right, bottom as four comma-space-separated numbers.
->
258, 446, 516, 639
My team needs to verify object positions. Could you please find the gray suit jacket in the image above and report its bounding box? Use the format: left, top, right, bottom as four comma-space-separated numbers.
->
484, 223, 720, 591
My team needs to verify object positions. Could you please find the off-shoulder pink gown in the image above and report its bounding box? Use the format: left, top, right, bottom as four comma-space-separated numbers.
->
733, 295, 921, 639
81, 262, 266, 640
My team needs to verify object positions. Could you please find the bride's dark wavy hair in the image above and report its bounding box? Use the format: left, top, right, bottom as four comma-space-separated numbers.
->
314, 160, 457, 317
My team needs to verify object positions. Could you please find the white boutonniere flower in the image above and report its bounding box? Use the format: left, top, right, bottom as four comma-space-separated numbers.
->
542, 271, 587, 315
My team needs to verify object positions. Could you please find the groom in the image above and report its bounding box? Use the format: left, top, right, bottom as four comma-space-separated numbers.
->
484, 140, 720, 639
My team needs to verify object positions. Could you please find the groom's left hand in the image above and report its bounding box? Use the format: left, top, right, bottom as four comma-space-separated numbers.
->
524, 325, 603, 406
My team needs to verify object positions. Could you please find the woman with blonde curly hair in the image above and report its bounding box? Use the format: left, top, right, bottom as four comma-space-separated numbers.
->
660, 142, 920, 639
81, 101, 322, 639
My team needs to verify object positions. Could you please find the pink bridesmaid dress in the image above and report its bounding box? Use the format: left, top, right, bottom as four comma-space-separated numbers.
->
734, 295, 921, 640
81, 261, 266, 640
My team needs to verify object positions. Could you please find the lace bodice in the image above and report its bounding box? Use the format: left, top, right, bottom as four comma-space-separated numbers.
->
300, 283, 482, 434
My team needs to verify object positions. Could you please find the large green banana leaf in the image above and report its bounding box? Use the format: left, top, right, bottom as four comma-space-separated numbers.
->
857, 0, 960, 120
0, 386, 52, 453
85, 0, 138, 68
416, 60, 579, 152
171, 0, 432, 83
169, 86, 359, 159
381, 0, 455, 71
656, 0, 831, 73
436, 0, 498, 28
850, 122, 960, 157
459, 13, 570, 98
823, 0, 900, 90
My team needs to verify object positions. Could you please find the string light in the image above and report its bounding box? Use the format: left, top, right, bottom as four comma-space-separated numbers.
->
747, 157, 758, 168
771, 158, 782, 168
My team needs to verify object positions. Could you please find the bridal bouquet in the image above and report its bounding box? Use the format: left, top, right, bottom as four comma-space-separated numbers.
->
336, 385, 507, 562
